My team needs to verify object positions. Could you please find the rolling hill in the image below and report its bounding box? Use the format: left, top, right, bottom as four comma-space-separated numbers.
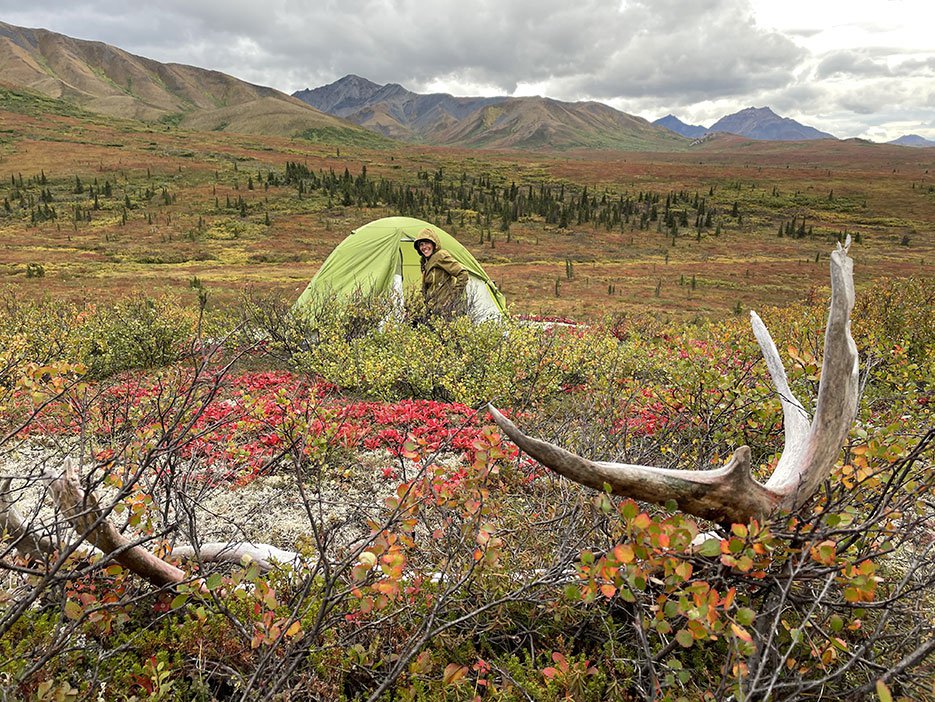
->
434, 96, 687, 150
0, 21, 381, 142
295, 75, 687, 151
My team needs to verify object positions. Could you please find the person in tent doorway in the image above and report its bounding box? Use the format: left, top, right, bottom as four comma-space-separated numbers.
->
414, 227, 469, 320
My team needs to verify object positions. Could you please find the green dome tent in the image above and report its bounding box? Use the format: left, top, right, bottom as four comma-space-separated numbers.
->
294, 217, 506, 321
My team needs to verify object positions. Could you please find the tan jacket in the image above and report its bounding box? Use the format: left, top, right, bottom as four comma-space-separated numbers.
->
415, 231, 469, 317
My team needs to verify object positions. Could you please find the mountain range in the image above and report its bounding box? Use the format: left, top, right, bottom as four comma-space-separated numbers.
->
296, 77, 843, 147
654, 111, 934, 147
653, 114, 708, 139
652, 108, 835, 141
294, 75, 684, 151
1, 21, 930, 151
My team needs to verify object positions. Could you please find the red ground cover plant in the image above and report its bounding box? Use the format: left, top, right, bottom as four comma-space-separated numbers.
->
16, 369, 513, 485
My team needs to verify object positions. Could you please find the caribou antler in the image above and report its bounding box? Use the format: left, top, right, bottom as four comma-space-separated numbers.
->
0, 460, 301, 588
489, 239, 858, 525
49, 459, 188, 587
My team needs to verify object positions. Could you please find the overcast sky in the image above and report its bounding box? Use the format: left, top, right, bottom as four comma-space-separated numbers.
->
2, 0, 933, 141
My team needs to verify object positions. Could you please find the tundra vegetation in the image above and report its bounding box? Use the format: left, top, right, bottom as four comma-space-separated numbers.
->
0, 87, 933, 700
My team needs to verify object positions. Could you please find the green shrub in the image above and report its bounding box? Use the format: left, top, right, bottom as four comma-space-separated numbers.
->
261, 292, 630, 406
77, 296, 197, 378
0, 290, 198, 379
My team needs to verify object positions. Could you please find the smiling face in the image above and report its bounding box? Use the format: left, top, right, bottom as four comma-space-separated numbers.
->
418, 240, 435, 257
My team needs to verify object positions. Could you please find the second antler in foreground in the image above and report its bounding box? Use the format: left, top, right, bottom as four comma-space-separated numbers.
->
489, 240, 858, 525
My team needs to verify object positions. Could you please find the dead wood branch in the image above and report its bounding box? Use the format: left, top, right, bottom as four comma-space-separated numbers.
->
0, 478, 54, 563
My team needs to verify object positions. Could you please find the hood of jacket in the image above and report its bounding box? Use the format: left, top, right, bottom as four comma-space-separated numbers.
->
413, 229, 442, 258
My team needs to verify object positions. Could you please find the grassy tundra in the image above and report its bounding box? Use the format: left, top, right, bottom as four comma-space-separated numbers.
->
1, 87, 933, 701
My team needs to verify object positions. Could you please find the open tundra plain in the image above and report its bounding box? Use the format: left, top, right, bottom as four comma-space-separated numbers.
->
2, 87, 933, 321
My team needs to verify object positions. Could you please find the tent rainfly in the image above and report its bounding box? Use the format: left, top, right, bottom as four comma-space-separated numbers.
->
294, 217, 506, 321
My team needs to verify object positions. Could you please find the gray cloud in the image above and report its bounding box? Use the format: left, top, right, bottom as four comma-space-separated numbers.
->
890, 55, 935, 76
816, 51, 893, 79
0, 0, 932, 140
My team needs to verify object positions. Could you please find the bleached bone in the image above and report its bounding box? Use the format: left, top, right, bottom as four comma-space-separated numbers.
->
172, 542, 302, 572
